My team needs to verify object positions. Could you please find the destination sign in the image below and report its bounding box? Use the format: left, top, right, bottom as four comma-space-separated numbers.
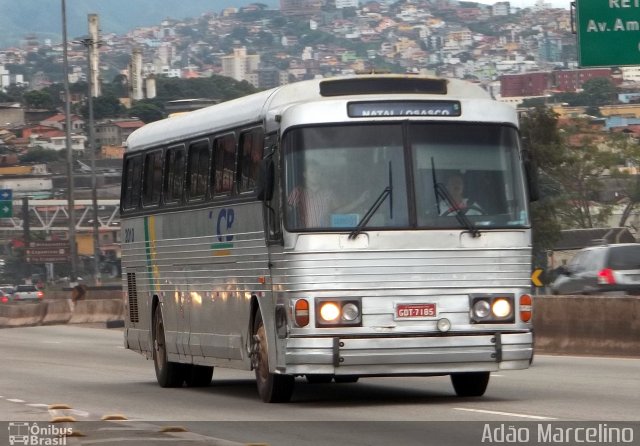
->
348, 101, 461, 118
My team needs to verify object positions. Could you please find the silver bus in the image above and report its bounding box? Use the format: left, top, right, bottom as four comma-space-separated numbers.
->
121, 75, 536, 403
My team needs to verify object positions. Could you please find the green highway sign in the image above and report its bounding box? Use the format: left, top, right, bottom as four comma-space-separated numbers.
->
575, 0, 640, 67
0, 189, 12, 218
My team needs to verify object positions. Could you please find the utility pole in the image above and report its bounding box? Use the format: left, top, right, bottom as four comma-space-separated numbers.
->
61, 0, 78, 283
80, 34, 102, 286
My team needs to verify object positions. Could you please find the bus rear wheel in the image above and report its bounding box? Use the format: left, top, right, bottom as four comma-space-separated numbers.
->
153, 307, 185, 388
450, 372, 490, 397
252, 312, 294, 403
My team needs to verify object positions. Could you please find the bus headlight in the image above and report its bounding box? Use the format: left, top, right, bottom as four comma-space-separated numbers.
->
319, 302, 341, 322
470, 294, 515, 323
492, 299, 512, 318
473, 300, 491, 319
316, 298, 362, 327
342, 303, 359, 321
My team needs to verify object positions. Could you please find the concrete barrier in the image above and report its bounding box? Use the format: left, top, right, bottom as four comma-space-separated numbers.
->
0, 302, 47, 327
41, 299, 74, 325
68, 299, 124, 324
0, 298, 124, 329
533, 295, 640, 357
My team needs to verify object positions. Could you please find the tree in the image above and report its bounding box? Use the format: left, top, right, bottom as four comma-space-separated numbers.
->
552, 118, 618, 229
20, 147, 65, 163
110, 74, 129, 98
155, 76, 257, 102
2, 84, 26, 103
23, 90, 54, 109
606, 131, 640, 227
81, 95, 125, 120
519, 107, 565, 266
128, 101, 165, 123
582, 77, 618, 106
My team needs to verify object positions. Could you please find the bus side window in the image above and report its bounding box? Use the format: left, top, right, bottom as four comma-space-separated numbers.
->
238, 127, 264, 193
187, 139, 211, 201
142, 150, 163, 207
122, 154, 143, 211
212, 134, 236, 196
164, 145, 186, 204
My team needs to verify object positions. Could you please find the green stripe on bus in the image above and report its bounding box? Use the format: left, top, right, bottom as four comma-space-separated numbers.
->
143, 216, 156, 294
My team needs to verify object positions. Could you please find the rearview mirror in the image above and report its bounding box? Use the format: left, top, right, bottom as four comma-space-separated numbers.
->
256, 158, 275, 201
523, 150, 540, 202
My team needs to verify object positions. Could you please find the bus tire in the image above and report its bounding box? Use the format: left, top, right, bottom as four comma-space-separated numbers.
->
253, 312, 294, 403
153, 307, 185, 388
334, 375, 359, 383
306, 374, 333, 384
184, 365, 214, 387
450, 371, 490, 397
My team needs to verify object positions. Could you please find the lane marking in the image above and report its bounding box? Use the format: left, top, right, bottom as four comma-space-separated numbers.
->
454, 408, 557, 420
7, 399, 25, 403
27, 403, 50, 408
49, 409, 90, 418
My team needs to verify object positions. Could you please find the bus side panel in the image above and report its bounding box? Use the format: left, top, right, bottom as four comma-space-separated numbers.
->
189, 202, 269, 367
122, 218, 156, 356
137, 203, 268, 368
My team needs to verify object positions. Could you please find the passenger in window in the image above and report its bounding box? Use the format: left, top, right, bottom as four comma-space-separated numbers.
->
288, 163, 332, 227
439, 172, 483, 216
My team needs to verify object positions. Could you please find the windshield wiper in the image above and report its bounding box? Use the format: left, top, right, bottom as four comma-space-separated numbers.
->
348, 162, 393, 239
431, 158, 481, 238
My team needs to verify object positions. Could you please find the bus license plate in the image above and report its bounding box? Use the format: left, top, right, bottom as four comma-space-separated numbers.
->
396, 303, 436, 319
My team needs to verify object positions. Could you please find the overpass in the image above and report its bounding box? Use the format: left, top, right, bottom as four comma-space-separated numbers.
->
0, 199, 121, 233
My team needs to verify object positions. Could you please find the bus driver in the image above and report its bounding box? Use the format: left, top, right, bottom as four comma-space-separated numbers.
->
288, 164, 332, 227
439, 172, 483, 216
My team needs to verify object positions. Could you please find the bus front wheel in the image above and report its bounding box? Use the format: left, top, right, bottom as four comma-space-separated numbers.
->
153, 307, 185, 387
450, 372, 490, 397
252, 312, 294, 403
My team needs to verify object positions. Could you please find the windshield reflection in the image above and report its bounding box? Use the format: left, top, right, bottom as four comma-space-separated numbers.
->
283, 123, 529, 232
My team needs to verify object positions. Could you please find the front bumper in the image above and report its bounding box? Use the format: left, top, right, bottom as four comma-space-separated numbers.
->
281, 332, 532, 375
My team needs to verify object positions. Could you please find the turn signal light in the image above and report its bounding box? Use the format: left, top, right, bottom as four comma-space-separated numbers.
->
294, 299, 309, 327
519, 294, 532, 322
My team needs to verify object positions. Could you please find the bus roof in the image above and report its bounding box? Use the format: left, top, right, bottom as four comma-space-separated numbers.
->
125, 75, 501, 153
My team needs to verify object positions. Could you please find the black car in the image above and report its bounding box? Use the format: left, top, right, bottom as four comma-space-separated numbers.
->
550, 243, 640, 295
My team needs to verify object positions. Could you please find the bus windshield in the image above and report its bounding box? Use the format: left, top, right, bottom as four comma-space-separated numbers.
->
283, 122, 528, 232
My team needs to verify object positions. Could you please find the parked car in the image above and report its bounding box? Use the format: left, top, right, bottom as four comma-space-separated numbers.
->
0, 289, 12, 304
12, 285, 44, 302
550, 243, 640, 295
0, 284, 15, 296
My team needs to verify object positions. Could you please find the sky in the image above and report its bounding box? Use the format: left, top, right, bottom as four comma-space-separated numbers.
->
474, 0, 570, 8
